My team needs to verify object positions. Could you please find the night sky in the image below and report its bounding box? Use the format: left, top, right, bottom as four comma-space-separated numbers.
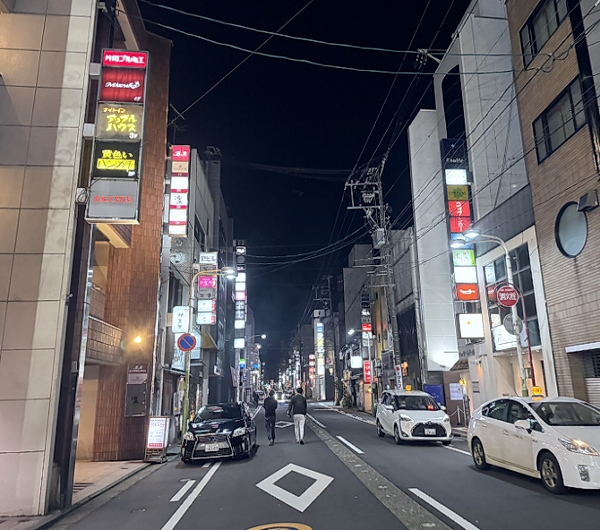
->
138, 0, 471, 372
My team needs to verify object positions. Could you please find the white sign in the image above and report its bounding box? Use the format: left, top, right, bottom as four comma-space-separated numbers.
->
458, 313, 485, 339
146, 417, 169, 449
493, 324, 517, 351
444, 168, 468, 185
234, 338, 245, 349
454, 266, 477, 284
199, 252, 218, 264
350, 355, 362, 369
172, 306, 190, 333
449, 383, 463, 401
198, 299, 215, 312
196, 313, 216, 325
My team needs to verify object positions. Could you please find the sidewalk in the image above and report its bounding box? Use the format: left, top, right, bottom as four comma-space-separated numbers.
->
0, 459, 158, 530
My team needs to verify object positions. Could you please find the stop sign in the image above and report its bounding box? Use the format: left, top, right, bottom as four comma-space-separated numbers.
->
496, 285, 519, 308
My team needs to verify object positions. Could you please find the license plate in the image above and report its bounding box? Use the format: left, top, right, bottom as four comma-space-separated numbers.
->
424, 428, 436, 436
204, 443, 219, 452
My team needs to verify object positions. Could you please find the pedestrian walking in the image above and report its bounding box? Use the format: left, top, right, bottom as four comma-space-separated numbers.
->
263, 389, 278, 446
287, 387, 307, 444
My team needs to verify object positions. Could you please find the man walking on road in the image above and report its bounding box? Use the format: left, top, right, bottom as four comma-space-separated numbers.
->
263, 389, 278, 446
287, 387, 307, 444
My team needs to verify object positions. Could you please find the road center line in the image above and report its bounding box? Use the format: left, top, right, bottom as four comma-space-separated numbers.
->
408, 488, 480, 530
169, 479, 196, 502
443, 445, 471, 456
202, 462, 211, 468
161, 461, 221, 530
335, 435, 364, 454
306, 413, 326, 428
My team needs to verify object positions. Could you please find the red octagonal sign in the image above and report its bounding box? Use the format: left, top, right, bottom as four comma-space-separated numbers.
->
496, 285, 519, 308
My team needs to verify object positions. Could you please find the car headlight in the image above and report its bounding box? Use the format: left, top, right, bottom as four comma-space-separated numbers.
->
399, 414, 412, 422
190, 423, 200, 429
232, 427, 247, 437
558, 438, 599, 456
183, 432, 195, 441
442, 415, 451, 423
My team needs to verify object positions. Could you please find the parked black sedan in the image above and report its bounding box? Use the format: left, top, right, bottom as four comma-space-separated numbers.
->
181, 402, 257, 463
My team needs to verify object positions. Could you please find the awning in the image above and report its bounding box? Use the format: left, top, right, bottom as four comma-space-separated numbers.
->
450, 357, 469, 371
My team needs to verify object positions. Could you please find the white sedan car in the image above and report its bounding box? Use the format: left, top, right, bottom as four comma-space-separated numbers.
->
376, 390, 452, 444
468, 396, 600, 493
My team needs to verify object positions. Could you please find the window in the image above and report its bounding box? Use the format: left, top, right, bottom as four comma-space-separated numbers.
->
507, 401, 532, 424
483, 400, 507, 421
555, 202, 587, 257
520, 0, 568, 66
533, 79, 586, 162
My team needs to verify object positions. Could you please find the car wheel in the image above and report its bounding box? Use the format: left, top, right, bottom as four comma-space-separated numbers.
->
376, 420, 385, 437
394, 424, 402, 445
471, 438, 491, 470
539, 453, 566, 494
441, 440, 451, 446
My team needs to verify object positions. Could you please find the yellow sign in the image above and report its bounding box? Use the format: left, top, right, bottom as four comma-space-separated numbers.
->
96, 103, 144, 140
447, 185, 469, 201
248, 523, 312, 530
97, 149, 136, 172
531, 386, 544, 396
405, 385, 412, 392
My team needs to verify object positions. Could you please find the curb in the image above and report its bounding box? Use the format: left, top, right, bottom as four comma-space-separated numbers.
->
28, 455, 177, 530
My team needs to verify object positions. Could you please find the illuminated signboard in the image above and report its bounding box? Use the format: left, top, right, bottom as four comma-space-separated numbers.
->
456, 284, 480, 301
447, 185, 469, 201
457, 313, 485, 339
102, 50, 148, 68
86, 179, 139, 222
198, 276, 217, 289
449, 216, 472, 234
454, 266, 477, 284
198, 300, 216, 313
448, 200, 470, 218
92, 141, 140, 178
444, 168, 468, 185
96, 103, 144, 140
99, 67, 145, 103
452, 249, 476, 267
169, 145, 191, 237
235, 291, 247, 301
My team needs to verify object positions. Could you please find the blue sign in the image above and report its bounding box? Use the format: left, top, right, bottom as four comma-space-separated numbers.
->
177, 333, 196, 352
424, 384, 445, 406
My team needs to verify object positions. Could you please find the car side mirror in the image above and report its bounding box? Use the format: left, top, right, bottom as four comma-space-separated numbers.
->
440, 406, 447, 411
384, 405, 394, 411
514, 419, 531, 432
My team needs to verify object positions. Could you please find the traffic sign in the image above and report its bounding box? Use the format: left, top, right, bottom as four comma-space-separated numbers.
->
496, 285, 519, 308
177, 333, 196, 352
503, 314, 523, 336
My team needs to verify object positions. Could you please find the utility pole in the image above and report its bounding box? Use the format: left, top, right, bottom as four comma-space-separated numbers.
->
346, 157, 402, 386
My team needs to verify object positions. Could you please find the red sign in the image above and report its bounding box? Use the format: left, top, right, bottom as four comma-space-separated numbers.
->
448, 200, 471, 218
363, 360, 372, 384
456, 284, 479, 301
198, 276, 217, 289
102, 50, 147, 68
496, 285, 519, 308
100, 68, 145, 103
362, 323, 372, 333
93, 194, 133, 204
487, 285, 496, 302
172, 145, 191, 161
450, 216, 472, 234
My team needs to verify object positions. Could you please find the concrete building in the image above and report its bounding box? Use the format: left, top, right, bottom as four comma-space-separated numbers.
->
407, 0, 556, 410
0, 0, 170, 516
505, 0, 600, 405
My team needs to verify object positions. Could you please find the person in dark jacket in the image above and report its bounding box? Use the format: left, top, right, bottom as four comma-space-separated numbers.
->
287, 387, 307, 444
263, 390, 278, 445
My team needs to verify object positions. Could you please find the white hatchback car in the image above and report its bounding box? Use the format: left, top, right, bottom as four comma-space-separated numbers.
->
468, 396, 600, 493
376, 390, 452, 444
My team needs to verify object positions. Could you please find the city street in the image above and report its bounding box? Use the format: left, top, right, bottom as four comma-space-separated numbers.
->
48, 402, 600, 530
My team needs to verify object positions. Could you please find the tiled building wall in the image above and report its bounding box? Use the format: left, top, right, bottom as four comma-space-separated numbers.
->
94, 25, 171, 460
0, 0, 96, 515
507, 0, 600, 398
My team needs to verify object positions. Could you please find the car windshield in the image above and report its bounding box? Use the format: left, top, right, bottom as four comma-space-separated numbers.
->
194, 405, 242, 421
532, 401, 600, 427
394, 395, 440, 411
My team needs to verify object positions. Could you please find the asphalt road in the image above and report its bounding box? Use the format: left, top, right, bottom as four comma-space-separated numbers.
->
308, 402, 600, 530
49, 401, 600, 530
53, 402, 414, 530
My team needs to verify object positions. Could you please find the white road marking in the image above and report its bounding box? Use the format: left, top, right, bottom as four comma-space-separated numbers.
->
408, 488, 480, 530
316, 404, 375, 425
252, 406, 262, 419
256, 463, 334, 513
275, 421, 294, 428
306, 413, 326, 428
161, 462, 221, 530
202, 462, 211, 468
169, 479, 196, 502
335, 435, 364, 455
443, 445, 471, 456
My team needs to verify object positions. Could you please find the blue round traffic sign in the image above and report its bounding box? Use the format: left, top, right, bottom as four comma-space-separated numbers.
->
177, 333, 196, 352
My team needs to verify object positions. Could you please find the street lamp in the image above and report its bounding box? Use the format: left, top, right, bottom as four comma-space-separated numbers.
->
451, 230, 528, 396
181, 266, 236, 433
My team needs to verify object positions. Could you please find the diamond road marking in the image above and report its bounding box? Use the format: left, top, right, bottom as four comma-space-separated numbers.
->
256, 463, 334, 513
275, 421, 294, 428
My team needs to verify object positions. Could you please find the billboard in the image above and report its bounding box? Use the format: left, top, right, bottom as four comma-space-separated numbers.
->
168, 145, 191, 237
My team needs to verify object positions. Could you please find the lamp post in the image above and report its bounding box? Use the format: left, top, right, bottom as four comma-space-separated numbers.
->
452, 230, 528, 397
181, 265, 236, 434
